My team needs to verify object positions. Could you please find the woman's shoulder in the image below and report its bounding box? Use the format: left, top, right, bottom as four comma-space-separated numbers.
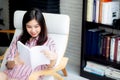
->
13, 34, 22, 41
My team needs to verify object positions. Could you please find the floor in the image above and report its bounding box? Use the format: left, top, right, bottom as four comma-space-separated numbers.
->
58, 60, 89, 80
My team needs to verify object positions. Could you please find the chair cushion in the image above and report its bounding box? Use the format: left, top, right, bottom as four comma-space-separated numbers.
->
14, 11, 70, 35
48, 34, 68, 67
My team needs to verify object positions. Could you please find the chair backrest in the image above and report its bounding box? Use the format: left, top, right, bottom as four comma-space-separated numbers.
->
0, 10, 70, 71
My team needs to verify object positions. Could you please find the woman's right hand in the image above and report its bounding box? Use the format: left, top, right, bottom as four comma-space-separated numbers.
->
6, 61, 15, 70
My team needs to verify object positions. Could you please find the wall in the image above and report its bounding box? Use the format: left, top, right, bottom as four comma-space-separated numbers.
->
0, 0, 3, 8
60, 0, 83, 67
3, 0, 9, 29
0, 0, 9, 55
0, 0, 9, 29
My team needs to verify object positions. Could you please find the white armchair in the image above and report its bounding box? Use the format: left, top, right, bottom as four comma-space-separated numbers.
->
0, 10, 70, 80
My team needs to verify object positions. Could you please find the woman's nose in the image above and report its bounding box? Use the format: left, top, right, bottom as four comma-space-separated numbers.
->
31, 27, 36, 32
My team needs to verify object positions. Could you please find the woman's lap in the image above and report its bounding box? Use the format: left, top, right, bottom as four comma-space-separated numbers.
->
2, 64, 48, 80
4, 65, 32, 80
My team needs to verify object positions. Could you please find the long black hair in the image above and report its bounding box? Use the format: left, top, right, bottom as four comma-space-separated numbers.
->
18, 8, 48, 45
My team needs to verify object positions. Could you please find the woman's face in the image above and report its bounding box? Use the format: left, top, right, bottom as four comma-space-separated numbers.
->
26, 19, 41, 38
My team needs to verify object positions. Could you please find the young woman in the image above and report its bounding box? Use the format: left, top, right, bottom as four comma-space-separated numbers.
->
0, 8, 58, 80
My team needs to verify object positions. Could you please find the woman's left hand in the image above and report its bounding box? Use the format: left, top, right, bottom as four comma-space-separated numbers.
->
41, 50, 57, 60
14, 53, 24, 65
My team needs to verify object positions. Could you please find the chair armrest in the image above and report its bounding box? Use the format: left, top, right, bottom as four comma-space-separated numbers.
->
29, 57, 69, 80
0, 53, 5, 67
0, 30, 15, 34
0, 55, 4, 60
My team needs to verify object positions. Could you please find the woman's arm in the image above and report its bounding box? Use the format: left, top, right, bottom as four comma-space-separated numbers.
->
6, 37, 18, 61
6, 36, 19, 69
43, 37, 58, 68
43, 50, 57, 68
42, 50, 57, 68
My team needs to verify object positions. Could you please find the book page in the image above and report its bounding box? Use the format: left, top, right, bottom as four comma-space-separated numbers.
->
17, 41, 50, 69
30, 46, 50, 69
17, 41, 31, 66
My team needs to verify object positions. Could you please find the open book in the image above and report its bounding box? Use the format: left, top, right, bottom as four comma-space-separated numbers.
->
17, 41, 50, 69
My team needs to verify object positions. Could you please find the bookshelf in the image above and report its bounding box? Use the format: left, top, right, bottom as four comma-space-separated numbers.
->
80, 0, 120, 80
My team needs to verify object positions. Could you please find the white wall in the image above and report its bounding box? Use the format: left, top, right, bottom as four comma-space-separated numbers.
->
0, 0, 9, 29
0, 0, 3, 8
3, 0, 9, 29
60, 0, 83, 66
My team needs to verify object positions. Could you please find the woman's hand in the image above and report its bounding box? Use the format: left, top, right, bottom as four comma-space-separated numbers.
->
6, 61, 15, 70
41, 50, 57, 60
41, 50, 58, 68
14, 56, 24, 65
14, 52, 24, 65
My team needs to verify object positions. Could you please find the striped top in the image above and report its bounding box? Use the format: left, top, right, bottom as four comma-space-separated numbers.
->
4, 35, 57, 80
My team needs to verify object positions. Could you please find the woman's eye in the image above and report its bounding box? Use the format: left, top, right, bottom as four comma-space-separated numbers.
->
26, 26, 32, 28
35, 26, 39, 28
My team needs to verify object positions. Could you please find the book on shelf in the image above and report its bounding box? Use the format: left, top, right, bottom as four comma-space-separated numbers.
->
101, 1, 111, 24
99, 33, 120, 60
105, 67, 120, 79
86, 29, 97, 55
86, 61, 107, 70
110, 35, 117, 61
102, 33, 114, 59
109, 35, 120, 61
86, 0, 120, 26
95, 0, 100, 23
90, 29, 99, 55
93, 0, 97, 22
98, 0, 112, 23
84, 61, 107, 76
86, 29, 104, 56
86, 29, 92, 55
17, 41, 50, 69
98, 32, 111, 56
101, 1, 120, 25
117, 39, 120, 62
116, 37, 120, 62
105, 36, 111, 59
109, 35, 120, 62
86, 0, 94, 22
101, 34, 108, 57
84, 65, 105, 76
113, 37, 120, 62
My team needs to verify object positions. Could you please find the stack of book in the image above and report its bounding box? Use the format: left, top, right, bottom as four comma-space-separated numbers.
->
86, 28, 120, 62
84, 61, 107, 76
105, 67, 120, 79
86, 0, 120, 26
84, 61, 120, 79
86, 28, 105, 56
101, 1, 120, 25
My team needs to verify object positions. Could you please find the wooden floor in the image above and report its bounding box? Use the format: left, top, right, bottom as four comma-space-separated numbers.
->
58, 62, 89, 80
58, 53, 89, 80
